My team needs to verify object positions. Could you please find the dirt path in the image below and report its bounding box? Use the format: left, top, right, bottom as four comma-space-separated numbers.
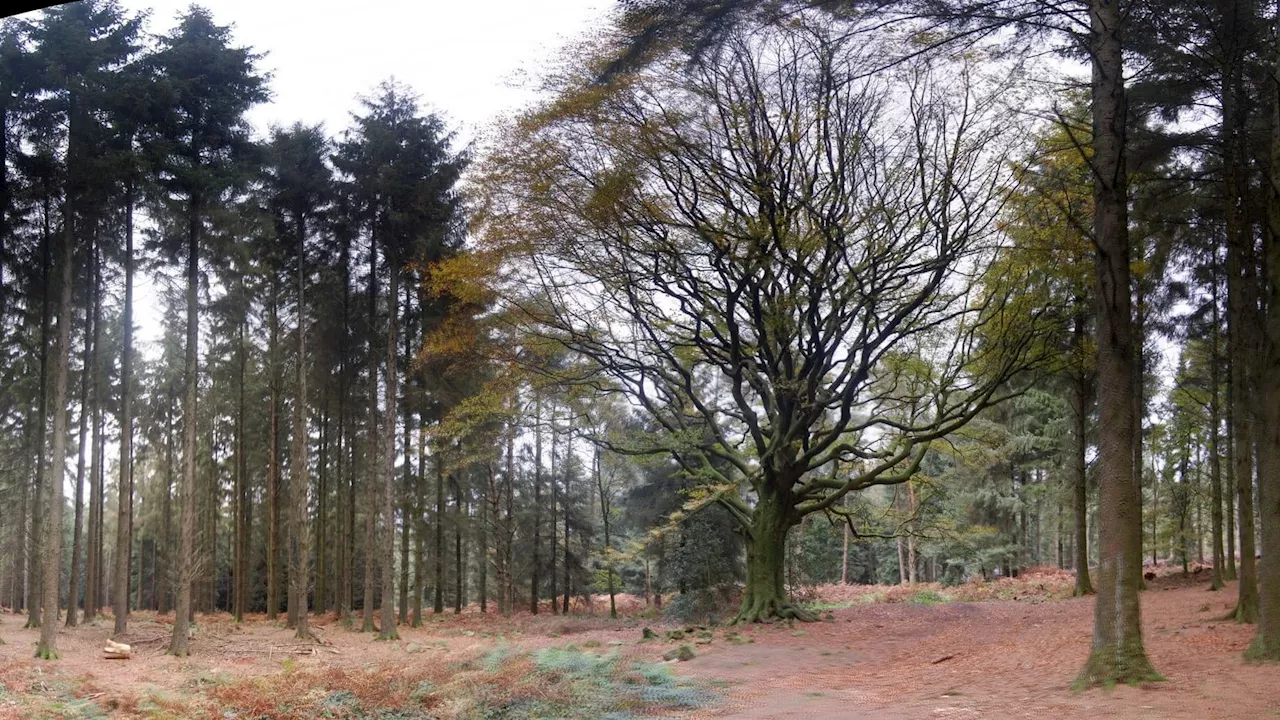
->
0, 576, 1275, 718
677, 575, 1279, 719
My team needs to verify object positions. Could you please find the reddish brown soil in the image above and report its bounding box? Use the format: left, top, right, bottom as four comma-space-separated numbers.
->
0, 576, 1274, 719
682, 575, 1280, 719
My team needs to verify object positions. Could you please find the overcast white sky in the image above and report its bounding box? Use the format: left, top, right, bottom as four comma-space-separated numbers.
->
13, 1, 613, 488
18, 0, 613, 351
115, 0, 611, 142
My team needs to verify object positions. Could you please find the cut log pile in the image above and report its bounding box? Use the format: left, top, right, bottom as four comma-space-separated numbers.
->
103, 639, 131, 660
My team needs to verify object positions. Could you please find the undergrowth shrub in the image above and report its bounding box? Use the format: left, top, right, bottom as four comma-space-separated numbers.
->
198, 644, 715, 720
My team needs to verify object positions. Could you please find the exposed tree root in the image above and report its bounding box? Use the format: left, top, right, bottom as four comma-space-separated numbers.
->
1073, 643, 1162, 690
375, 629, 400, 641
732, 595, 819, 625
1245, 636, 1280, 662
1219, 603, 1259, 624
34, 647, 59, 660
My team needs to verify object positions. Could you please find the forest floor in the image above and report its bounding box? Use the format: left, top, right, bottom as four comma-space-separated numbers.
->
0, 569, 1275, 719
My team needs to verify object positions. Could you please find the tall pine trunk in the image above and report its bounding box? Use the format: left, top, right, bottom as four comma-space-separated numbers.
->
66, 238, 95, 628
158, 389, 174, 614
267, 286, 281, 621
289, 213, 311, 640
26, 190, 52, 630
36, 186, 74, 660
434, 459, 445, 614
234, 320, 247, 621
1223, 0, 1259, 624
113, 183, 135, 636
1210, 265, 1226, 590
362, 232, 378, 633
1077, 0, 1158, 685
378, 261, 399, 640
1074, 311, 1093, 596
412, 421, 425, 626
1249, 4, 1280, 659
169, 197, 201, 657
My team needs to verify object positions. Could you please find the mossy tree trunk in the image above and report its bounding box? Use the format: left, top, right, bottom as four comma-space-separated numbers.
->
733, 486, 814, 624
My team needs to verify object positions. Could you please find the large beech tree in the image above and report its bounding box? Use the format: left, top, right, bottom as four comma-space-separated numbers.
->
476, 24, 1043, 623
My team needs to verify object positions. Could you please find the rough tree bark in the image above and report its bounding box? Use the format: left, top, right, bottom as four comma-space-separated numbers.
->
362, 234, 378, 633
234, 320, 247, 622
66, 240, 95, 628
530, 394, 541, 614
1074, 311, 1094, 596
288, 212, 311, 640
169, 198, 201, 657
1076, 0, 1159, 687
378, 262, 400, 640
1249, 6, 1280, 659
113, 182, 135, 636
36, 181, 74, 660
267, 285, 281, 621
1210, 266, 1225, 591
26, 190, 52, 630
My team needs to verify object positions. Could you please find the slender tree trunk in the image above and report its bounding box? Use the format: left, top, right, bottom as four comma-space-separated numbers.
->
531, 394, 542, 614
398, 444, 409, 624
1180, 444, 1191, 576
317, 393, 328, 615
159, 391, 174, 615
896, 534, 906, 585
362, 233, 378, 633
479, 469, 488, 614
26, 190, 53, 630
562, 420, 572, 613
267, 286, 281, 621
66, 242, 95, 628
596, 446, 617, 618
412, 421, 425, 626
11, 417, 29, 613
550, 408, 559, 615
36, 190, 74, 659
93, 366, 105, 617
399, 284, 412, 623
1228, 362, 1238, 580
1210, 268, 1226, 590
85, 380, 98, 620
169, 197, 201, 657
362, 429, 376, 631
504, 425, 515, 613
1073, 312, 1094, 596
113, 184, 134, 636
234, 320, 247, 621
454, 475, 463, 614
906, 479, 918, 585
434, 459, 445, 614
1077, 0, 1157, 685
487, 462, 500, 614
379, 262, 399, 640
841, 480, 851, 583
289, 213, 311, 640
1228, 179, 1260, 625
